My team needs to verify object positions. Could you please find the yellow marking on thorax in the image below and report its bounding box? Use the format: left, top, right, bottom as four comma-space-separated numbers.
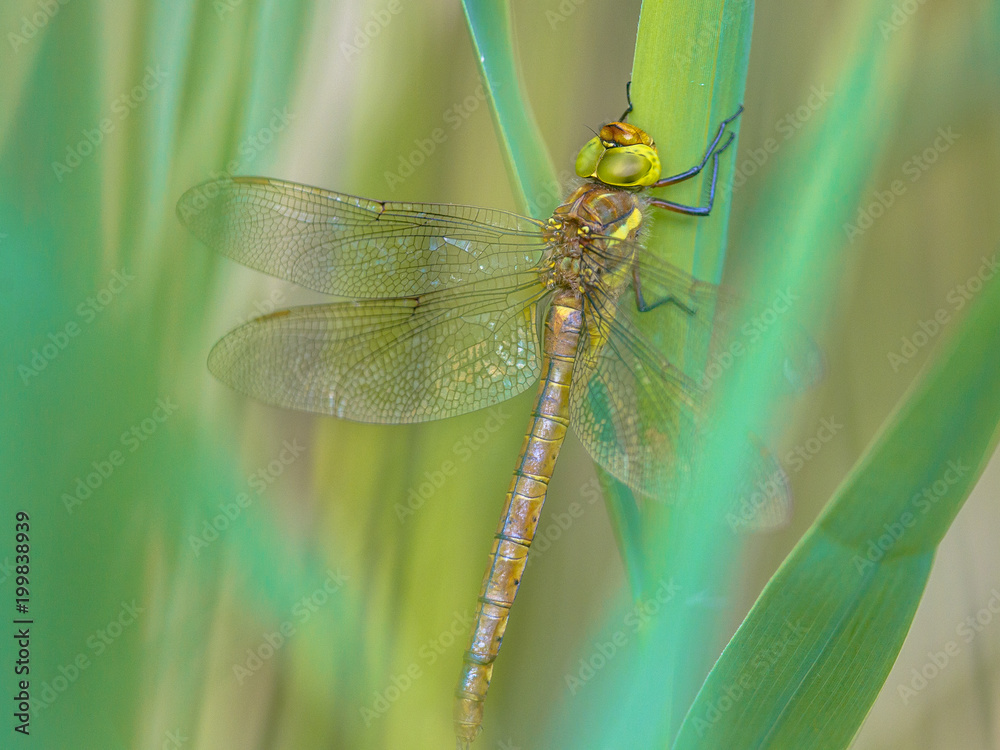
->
608, 206, 643, 240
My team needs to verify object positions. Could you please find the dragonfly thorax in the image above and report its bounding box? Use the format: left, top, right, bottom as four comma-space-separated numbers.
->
540, 184, 645, 295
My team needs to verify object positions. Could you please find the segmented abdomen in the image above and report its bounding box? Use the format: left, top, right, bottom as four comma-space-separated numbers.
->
454, 289, 583, 744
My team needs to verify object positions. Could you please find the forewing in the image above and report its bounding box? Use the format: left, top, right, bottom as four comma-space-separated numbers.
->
177, 176, 546, 297
207, 279, 545, 423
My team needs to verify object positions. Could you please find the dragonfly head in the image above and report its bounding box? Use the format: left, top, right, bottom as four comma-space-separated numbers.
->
574, 122, 662, 188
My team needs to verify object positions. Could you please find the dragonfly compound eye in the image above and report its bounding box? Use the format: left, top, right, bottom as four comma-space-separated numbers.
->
594, 145, 661, 187
574, 137, 606, 179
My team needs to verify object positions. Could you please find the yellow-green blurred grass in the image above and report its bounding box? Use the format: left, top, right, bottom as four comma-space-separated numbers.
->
2, 0, 998, 749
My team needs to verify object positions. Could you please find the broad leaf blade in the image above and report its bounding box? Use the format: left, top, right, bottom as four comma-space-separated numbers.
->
674, 259, 1000, 749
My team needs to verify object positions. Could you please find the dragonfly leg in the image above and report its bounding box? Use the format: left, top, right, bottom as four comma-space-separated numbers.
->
632, 264, 698, 315
648, 137, 725, 216
619, 81, 634, 122
652, 104, 743, 188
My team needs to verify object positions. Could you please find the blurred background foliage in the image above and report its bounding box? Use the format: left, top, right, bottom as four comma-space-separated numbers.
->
0, 1, 997, 749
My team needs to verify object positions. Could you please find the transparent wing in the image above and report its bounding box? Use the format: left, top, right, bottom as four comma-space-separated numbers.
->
571, 295, 796, 528
586, 237, 825, 393
570, 240, 816, 523
720, 433, 793, 532
569, 290, 702, 497
207, 279, 546, 423
177, 176, 547, 298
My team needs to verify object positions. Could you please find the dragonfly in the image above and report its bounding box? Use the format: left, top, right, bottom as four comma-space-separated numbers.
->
178, 99, 816, 746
